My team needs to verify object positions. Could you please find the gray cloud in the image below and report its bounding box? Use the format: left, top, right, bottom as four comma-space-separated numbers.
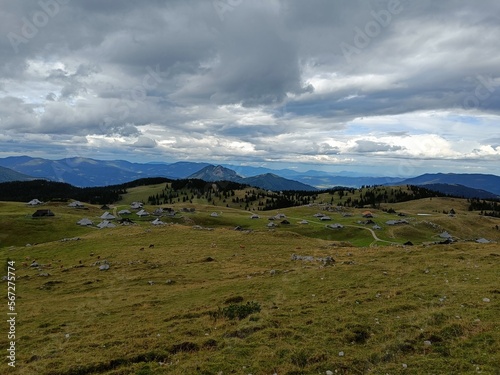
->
353, 140, 403, 153
0, 0, 499, 173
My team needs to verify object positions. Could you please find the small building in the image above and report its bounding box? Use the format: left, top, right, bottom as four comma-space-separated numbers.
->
68, 201, 84, 208
27, 199, 43, 206
313, 213, 325, 218
151, 218, 165, 225
153, 208, 164, 216
210, 212, 219, 217
130, 202, 144, 209
476, 238, 490, 244
119, 218, 134, 225
267, 222, 277, 228
100, 204, 110, 210
136, 209, 150, 217
281, 219, 290, 225
439, 231, 452, 239
326, 223, 344, 229
250, 214, 260, 219
100, 211, 116, 220
386, 219, 408, 226
373, 225, 382, 230
320, 216, 332, 221
362, 211, 374, 218
299, 220, 309, 224
118, 209, 131, 215
77, 218, 93, 226
97, 220, 116, 229
32, 209, 54, 218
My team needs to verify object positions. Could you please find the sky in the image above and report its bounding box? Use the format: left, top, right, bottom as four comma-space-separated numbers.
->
0, 0, 499, 177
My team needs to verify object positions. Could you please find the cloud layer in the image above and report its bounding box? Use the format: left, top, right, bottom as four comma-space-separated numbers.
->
1, 0, 499, 175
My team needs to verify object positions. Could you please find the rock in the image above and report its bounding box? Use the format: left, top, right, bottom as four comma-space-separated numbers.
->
148, 281, 154, 285
338, 351, 344, 357
483, 298, 491, 303
99, 264, 110, 271
269, 270, 276, 276
424, 340, 432, 346
30, 262, 39, 267
326, 371, 334, 375
166, 279, 175, 285
402, 363, 408, 369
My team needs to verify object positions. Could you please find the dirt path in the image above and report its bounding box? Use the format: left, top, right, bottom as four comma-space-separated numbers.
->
344, 225, 398, 247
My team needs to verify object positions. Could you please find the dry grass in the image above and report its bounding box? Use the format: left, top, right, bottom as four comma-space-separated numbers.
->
1, 193, 500, 374
1, 222, 499, 374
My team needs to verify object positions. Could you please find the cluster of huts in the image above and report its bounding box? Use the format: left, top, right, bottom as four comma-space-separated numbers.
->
75, 201, 181, 229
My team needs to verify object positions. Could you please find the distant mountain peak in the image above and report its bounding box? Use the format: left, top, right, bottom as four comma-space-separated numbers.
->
188, 165, 242, 181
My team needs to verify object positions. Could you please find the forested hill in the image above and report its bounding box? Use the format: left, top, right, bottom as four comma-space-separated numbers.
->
0, 178, 171, 204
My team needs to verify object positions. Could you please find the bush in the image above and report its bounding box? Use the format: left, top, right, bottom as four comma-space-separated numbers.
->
212, 301, 261, 320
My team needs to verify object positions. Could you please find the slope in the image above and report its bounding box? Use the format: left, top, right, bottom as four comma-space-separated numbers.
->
0, 165, 33, 183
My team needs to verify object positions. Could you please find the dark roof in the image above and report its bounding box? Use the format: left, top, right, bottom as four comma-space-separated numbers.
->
32, 209, 55, 217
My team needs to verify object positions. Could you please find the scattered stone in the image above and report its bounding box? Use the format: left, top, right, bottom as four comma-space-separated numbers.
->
99, 264, 110, 271
60, 237, 81, 242
291, 254, 335, 266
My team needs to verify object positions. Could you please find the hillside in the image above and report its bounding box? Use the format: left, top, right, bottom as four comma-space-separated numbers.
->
0, 208, 498, 374
188, 166, 318, 191
0, 156, 207, 187
241, 173, 318, 192
421, 183, 499, 199
0, 165, 33, 183
397, 173, 500, 196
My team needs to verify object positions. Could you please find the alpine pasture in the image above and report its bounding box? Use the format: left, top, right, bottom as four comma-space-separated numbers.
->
1, 184, 499, 374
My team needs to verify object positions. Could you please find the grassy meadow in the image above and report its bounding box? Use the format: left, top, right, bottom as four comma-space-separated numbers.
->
1, 187, 499, 374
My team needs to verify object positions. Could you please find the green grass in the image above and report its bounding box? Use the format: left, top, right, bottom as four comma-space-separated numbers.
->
1, 191, 500, 374
1, 224, 499, 374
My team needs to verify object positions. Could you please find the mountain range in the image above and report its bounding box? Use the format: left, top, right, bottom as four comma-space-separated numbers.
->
188, 165, 317, 191
0, 156, 499, 198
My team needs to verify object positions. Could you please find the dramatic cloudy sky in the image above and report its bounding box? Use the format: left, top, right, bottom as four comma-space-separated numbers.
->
1, 0, 499, 176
